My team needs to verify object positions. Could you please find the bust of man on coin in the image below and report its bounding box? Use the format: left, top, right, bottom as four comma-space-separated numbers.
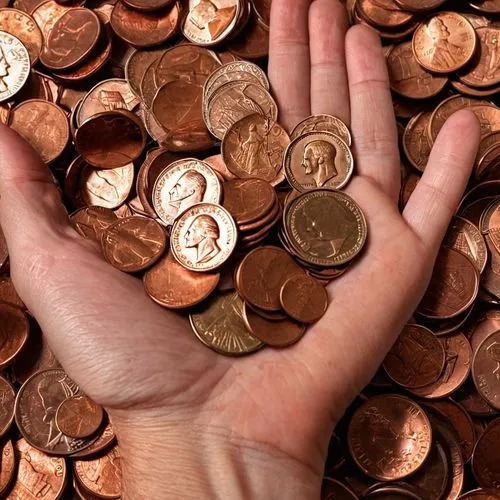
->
301, 140, 339, 188
185, 214, 221, 264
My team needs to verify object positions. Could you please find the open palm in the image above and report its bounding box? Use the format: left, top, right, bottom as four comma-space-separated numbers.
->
0, 0, 480, 497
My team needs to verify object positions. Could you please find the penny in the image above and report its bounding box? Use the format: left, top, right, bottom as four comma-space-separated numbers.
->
417, 247, 480, 320
357, 0, 413, 29
205, 80, 278, 140
239, 198, 280, 235
0, 302, 28, 368
473, 330, 500, 410
8, 438, 66, 499
182, 0, 240, 47
477, 143, 500, 182
442, 216, 488, 273
74, 444, 121, 499
413, 12, 477, 74
123, 0, 174, 11
110, 0, 179, 48
101, 216, 167, 272
290, 115, 352, 147
411, 332, 472, 398
71, 418, 116, 458
40, 8, 101, 70
472, 417, 500, 488
171, 203, 237, 272
450, 79, 500, 98
468, 105, 500, 139
77, 78, 140, 126
55, 395, 103, 440
125, 47, 163, 97
383, 324, 445, 389
227, 12, 269, 60
0, 9, 42, 65
461, 198, 497, 227
70, 206, 118, 242
242, 302, 306, 347
0, 278, 22, 309
153, 158, 222, 227
284, 131, 354, 192
144, 251, 220, 309
284, 189, 368, 267
394, 0, 447, 11
279, 274, 328, 324
0, 440, 14, 496
454, 376, 499, 417
32, 0, 71, 39
236, 246, 304, 311
459, 490, 500, 499
75, 110, 146, 168
15, 369, 98, 455
0, 375, 15, 438
403, 112, 432, 173
251, 0, 270, 29
387, 42, 448, 99
468, 310, 500, 352
347, 395, 432, 481
470, 0, 500, 14
190, 290, 264, 356
10, 99, 69, 163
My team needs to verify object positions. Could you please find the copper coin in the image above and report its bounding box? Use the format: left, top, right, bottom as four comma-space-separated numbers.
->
480, 198, 500, 253
77, 78, 140, 126
472, 417, 500, 488
251, 0, 270, 29
279, 274, 328, 324
165, 117, 217, 153
242, 302, 306, 347
101, 216, 167, 272
357, 0, 413, 29
70, 206, 118, 242
477, 143, 500, 182
284, 131, 354, 192
39, 8, 101, 70
171, 202, 237, 272
236, 246, 304, 311
190, 290, 264, 356
223, 179, 276, 226
0, 277, 23, 308
74, 444, 121, 499
0, 440, 14, 496
0, 8, 42, 65
7, 438, 66, 498
383, 324, 446, 389
0, 31, 29, 102
459, 490, 500, 499
417, 247, 480, 320
394, 0, 447, 11
222, 113, 289, 185
413, 12, 477, 74
10, 99, 69, 163
403, 111, 432, 173
450, 79, 500, 98
123, 0, 173, 12
387, 42, 448, 99
15, 369, 97, 455
227, 11, 269, 60
461, 198, 497, 228
473, 330, 500, 410
125, 47, 163, 97
321, 478, 358, 500
290, 114, 352, 147
204, 80, 278, 140
454, 376, 498, 417
443, 216, 488, 273
65, 156, 134, 210
204, 153, 237, 181
468, 310, 500, 352
182, 0, 240, 47
0, 302, 28, 369
55, 395, 103, 439
468, 104, 500, 139
110, 0, 179, 48
71, 417, 116, 459
347, 395, 432, 481
0, 375, 15, 438
470, 0, 500, 14
362, 485, 422, 499
411, 332, 472, 398
32, 0, 71, 39
144, 250, 220, 309
284, 189, 368, 267
152, 158, 222, 227
75, 109, 146, 168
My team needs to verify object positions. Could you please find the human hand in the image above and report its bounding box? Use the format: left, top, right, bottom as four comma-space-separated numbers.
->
0, 0, 480, 498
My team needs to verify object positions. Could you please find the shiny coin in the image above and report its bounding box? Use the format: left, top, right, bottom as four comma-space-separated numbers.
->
55, 395, 104, 439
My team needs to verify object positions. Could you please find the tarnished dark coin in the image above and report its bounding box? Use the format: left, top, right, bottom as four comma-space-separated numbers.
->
472, 418, 500, 489
473, 330, 500, 410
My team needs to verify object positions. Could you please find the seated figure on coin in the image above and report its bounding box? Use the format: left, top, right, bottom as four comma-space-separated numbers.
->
184, 214, 221, 264
189, 0, 237, 40
169, 170, 207, 217
301, 140, 338, 188
235, 123, 263, 175
427, 17, 464, 69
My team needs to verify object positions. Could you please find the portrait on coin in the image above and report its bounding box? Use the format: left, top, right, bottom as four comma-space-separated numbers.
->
189, 0, 237, 40
184, 214, 221, 264
426, 17, 465, 69
301, 140, 339, 188
168, 170, 207, 217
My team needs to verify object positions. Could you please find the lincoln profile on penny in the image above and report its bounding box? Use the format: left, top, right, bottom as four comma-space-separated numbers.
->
169, 170, 207, 216
301, 140, 338, 187
184, 214, 221, 264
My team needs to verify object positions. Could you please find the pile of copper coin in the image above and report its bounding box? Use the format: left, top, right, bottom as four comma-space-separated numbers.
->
0, 0, 498, 496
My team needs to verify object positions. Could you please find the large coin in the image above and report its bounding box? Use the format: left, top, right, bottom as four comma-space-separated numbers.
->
0, 30, 29, 102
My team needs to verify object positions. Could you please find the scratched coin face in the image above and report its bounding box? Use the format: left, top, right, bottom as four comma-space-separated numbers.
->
153, 158, 222, 227
14, 369, 98, 455
171, 202, 237, 272
190, 290, 264, 356
472, 330, 500, 411
347, 395, 432, 481
0, 30, 29, 102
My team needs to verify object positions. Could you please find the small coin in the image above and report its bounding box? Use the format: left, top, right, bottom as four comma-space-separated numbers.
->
101, 216, 167, 272
290, 114, 352, 146
153, 158, 222, 227
144, 251, 220, 309
190, 290, 264, 356
403, 111, 432, 172
227, 11, 269, 60
39, 8, 101, 70
75, 109, 147, 168
472, 330, 500, 410
383, 324, 446, 389
284, 131, 354, 192
0, 375, 15, 438
55, 395, 104, 439
417, 247, 480, 320
0, 302, 28, 369
171, 202, 237, 272
10, 99, 69, 163
71, 417, 116, 459
357, 0, 414, 28
279, 274, 328, 324
413, 12, 477, 74
284, 189, 368, 267
472, 417, 500, 489
70, 206, 119, 242
347, 394, 432, 481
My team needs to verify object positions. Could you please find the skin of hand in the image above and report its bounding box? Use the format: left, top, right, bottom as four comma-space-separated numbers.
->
0, 1, 480, 498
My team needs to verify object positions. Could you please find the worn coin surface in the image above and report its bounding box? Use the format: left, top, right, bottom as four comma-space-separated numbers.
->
473, 330, 500, 411
0, 302, 29, 369
55, 395, 103, 439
